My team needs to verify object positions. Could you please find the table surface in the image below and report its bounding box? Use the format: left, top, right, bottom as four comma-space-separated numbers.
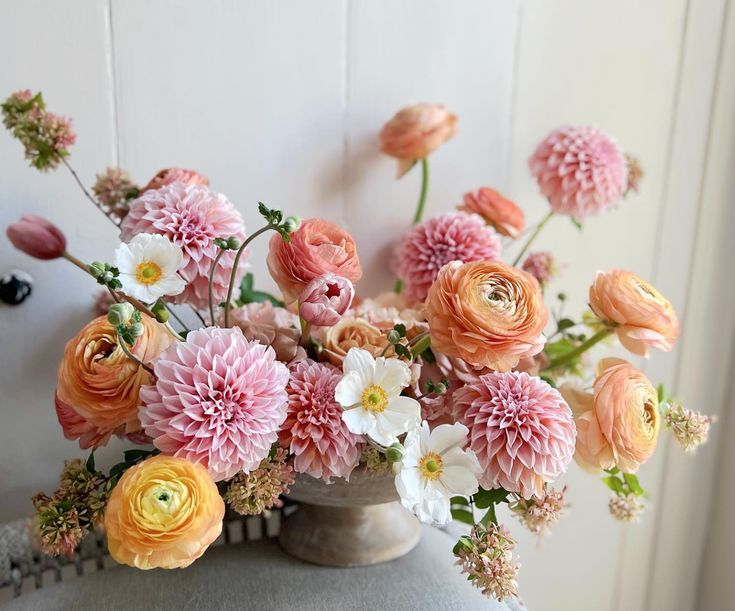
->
2, 526, 524, 610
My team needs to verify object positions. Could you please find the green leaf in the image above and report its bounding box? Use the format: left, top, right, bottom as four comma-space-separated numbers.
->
623, 473, 645, 497
393, 323, 407, 338
480, 505, 498, 526
557, 318, 576, 332
657, 383, 667, 404
109, 462, 131, 479
86, 452, 96, 474
123, 449, 154, 462
452, 535, 473, 555
603, 475, 624, 494
473, 487, 508, 509
451, 507, 475, 525
540, 375, 557, 388
237, 273, 284, 307
394, 344, 411, 358
450, 496, 470, 507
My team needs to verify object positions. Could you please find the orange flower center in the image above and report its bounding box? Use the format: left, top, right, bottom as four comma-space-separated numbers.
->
135, 261, 162, 285
361, 384, 388, 413
419, 452, 444, 480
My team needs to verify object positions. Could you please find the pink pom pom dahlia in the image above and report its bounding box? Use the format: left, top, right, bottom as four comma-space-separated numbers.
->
453, 372, 576, 499
139, 327, 289, 482
529, 125, 628, 219
120, 183, 247, 310
280, 360, 362, 482
394, 212, 502, 302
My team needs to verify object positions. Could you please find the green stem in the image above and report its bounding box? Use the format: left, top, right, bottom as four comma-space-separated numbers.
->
541, 327, 614, 372
116, 332, 155, 375
207, 248, 227, 326
223, 225, 275, 327
412, 158, 430, 225
409, 332, 431, 357
162, 303, 188, 333
299, 316, 312, 348
512, 210, 554, 266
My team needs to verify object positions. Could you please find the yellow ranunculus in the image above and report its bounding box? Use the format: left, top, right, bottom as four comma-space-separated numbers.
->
104, 455, 224, 569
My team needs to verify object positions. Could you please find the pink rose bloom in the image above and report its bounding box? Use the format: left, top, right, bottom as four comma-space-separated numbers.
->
279, 359, 362, 482
458, 187, 525, 238
394, 212, 502, 302
6, 214, 66, 260
529, 125, 628, 219
120, 183, 247, 310
453, 371, 576, 499
139, 327, 289, 482
380, 103, 458, 177
226, 301, 306, 364
299, 273, 354, 327
267, 218, 362, 303
142, 168, 209, 192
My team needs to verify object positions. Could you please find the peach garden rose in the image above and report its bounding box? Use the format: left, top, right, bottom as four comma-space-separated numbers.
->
318, 317, 389, 366
425, 260, 547, 371
104, 455, 224, 569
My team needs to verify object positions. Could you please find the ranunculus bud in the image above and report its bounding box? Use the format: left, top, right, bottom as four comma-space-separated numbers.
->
107, 302, 135, 327
226, 236, 242, 250
282, 216, 300, 234
6, 214, 66, 260
298, 273, 354, 327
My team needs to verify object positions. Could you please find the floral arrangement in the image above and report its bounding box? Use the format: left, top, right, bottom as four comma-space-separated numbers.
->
3, 91, 713, 601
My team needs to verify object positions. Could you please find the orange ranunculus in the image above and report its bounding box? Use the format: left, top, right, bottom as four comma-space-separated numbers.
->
379, 103, 457, 177
561, 358, 660, 473
104, 455, 224, 569
458, 187, 525, 238
425, 260, 547, 372
589, 269, 679, 357
319, 317, 389, 366
267, 218, 362, 303
56, 315, 172, 448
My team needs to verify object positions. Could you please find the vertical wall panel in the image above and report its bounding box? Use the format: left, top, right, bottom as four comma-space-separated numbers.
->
0, 0, 119, 519
343, 0, 521, 294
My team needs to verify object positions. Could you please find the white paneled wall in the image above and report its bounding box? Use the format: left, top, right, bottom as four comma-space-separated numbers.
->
1, 2, 733, 610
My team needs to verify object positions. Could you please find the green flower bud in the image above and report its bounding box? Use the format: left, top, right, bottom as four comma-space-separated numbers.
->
107, 302, 135, 327
151, 301, 169, 323
282, 216, 301, 234
433, 382, 447, 395
387, 330, 401, 344
129, 322, 144, 340
226, 236, 242, 250
88, 261, 106, 278
213, 237, 228, 249
385, 443, 405, 464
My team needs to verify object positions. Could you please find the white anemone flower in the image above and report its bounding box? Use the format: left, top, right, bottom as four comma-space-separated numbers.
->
115, 233, 186, 303
334, 348, 421, 446
395, 421, 481, 525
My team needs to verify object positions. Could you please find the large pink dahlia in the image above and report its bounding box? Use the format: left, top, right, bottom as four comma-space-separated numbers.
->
139, 327, 289, 481
120, 183, 247, 310
453, 372, 576, 499
279, 359, 362, 482
394, 212, 502, 302
529, 125, 628, 219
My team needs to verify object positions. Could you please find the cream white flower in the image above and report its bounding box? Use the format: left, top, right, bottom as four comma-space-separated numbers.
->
115, 233, 185, 303
395, 421, 481, 525
334, 348, 421, 446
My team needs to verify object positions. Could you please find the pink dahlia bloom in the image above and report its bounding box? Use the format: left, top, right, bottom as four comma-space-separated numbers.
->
139, 327, 289, 482
120, 184, 247, 310
394, 212, 502, 302
279, 359, 362, 482
453, 372, 576, 499
529, 125, 628, 219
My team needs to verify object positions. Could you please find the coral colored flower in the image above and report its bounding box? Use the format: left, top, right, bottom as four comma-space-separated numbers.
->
380, 103, 457, 177
319, 317, 389, 366
280, 359, 362, 482
120, 183, 247, 310
529, 125, 628, 218
299, 273, 354, 327
395, 212, 502, 302
267, 218, 362, 303
458, 188, 525, 238
6, 214, 66, 260
335, 348, 421, 446
56, 315, 172, 449
115, 233, 186, 303
226, 301, 305, 364
425, 261, 547, 372
589, 269, 679, 357
142, 168, 209, 192
104, 455, 224, 569
139, 327, 289, 481
395, 421, 481, 525
223, 448, 294, 516
453, 372, 576, 499
522, 251, 557, 287
562, 358, 660, 473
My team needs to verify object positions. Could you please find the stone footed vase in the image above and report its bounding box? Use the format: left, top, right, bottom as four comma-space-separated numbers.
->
278, 467, 421, 567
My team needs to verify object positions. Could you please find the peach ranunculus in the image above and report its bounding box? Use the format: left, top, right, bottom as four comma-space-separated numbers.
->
142, 168, 209, 192
379, 103, 457, 177
55, 315, 173, 449
589, 269, 679, 357
425, 261, 547, 372
104, 454, 224, 569
560, 358, 660, 473
458, 187, 525, 238
318, 317, 389, 366
267, 218, 362, 303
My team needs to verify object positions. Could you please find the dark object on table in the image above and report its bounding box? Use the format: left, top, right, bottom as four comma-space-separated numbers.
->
0, 270, 33, 305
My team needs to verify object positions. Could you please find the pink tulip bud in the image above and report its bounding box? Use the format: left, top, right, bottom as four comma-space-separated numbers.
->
6, 214, 67, 260
299, 273, 354, 327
